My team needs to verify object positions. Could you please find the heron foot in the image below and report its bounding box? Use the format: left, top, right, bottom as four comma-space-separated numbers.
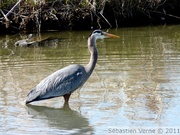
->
63, 94, 71, 103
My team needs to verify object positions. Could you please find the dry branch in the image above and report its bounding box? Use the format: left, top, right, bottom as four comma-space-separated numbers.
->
6, 0, 22, 17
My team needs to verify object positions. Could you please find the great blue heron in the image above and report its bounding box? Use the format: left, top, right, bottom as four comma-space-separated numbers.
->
25, 30, 119, 104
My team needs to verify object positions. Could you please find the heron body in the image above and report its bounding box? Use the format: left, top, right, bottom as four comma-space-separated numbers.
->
26, 64, 88, 103
25, 30, 119, 104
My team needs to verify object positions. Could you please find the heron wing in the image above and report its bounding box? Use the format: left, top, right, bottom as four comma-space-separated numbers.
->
26, 64, 86, 103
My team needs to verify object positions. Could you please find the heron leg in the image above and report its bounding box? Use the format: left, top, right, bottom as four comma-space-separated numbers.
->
63, 94, 71, 103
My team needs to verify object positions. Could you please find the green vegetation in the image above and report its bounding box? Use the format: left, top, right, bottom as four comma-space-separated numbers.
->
0, 0, 180, 33
0, 0, 17, 8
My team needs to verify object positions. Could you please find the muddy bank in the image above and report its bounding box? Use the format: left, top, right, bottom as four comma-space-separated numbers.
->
0, 0, 180, 33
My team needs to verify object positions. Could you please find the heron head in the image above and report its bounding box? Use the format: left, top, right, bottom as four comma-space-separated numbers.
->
90, 30, 120, 40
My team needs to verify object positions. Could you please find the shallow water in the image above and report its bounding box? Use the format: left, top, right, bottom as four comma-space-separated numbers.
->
1, 26, 180, 134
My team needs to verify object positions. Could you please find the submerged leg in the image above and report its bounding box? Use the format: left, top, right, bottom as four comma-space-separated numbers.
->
63, 94, 71, 103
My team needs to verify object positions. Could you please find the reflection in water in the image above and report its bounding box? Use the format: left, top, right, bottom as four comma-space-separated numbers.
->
1, 26, 180, 134
26, 104, 93, 134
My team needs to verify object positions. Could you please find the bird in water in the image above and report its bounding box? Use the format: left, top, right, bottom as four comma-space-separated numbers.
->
15, 34, 35, 47
15, 34, 51, 47
25, 30, 119, 104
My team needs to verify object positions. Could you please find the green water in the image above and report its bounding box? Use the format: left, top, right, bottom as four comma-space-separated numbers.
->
1, 26, 180, 134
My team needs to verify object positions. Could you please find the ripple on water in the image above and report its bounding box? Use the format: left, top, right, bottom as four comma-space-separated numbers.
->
1, 27, 180, 134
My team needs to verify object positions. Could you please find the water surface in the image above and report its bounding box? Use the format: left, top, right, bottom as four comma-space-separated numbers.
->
1, 26, 180, 134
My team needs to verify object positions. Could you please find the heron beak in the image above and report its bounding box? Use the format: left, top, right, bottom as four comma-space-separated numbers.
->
104, 32, 120, 38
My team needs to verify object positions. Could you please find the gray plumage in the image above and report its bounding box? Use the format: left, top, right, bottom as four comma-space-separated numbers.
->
25, 30, 119, 104
26, 65, 87, 103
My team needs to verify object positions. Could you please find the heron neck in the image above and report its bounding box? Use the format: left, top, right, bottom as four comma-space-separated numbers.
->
85, 37, 98, 75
